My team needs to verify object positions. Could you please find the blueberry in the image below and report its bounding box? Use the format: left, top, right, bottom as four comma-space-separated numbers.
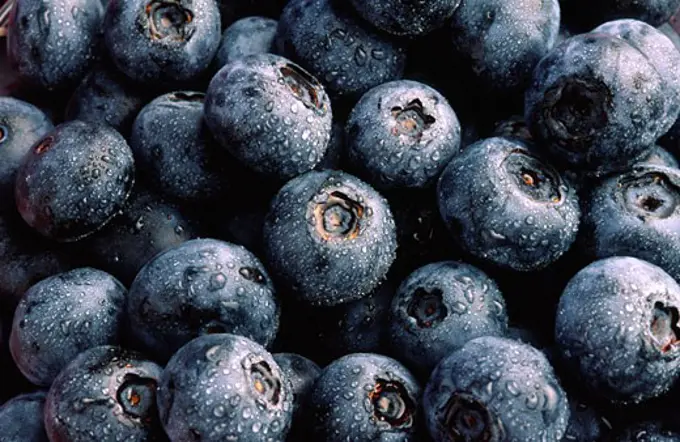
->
272, 352, 321, 415
79, 186, 199, 286
388, 261, 508, 377
264, 170, 397, 306
0, 97, 53, 210
0, 211, 73, 311
562, 0, 680, 31
214, 16, 277, 70
346, 80, 461, 190
304, 353, 421, 441
437, 136, 580, 271
449, 0, 560, 94
616, 421, 680, 441
581, 165, 680, 285
349, 0, 460, 36
637, 145, 679, 168
15, 120, 135, 242
104, 0, 221, 86
9, 267, 127, 386
157, 333, 294, 441
65, 61, 151, 139
424, 336, 570, 441
127, 238, 279, 362
276, 0, 407, 101
593, 19, 680, 136
7, 0, 104, 90
44, 346, 165, 441
525, 33, 671, 174
131, 91, 231, 204
0, 391, 48, 441
555, 257, 680, 404
205, 53, 332, 181
561, 396, 612, 442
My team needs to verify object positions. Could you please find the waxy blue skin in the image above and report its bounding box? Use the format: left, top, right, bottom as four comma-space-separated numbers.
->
7, 0, 104, 91
273, 352, 321, 415
44, 346, 165, 441
214, 16, 278, 70
9, 267, 127, 387
349, 0, 460, 36
157, 333, 294, 442
127, 238, 280, 362
555, 257, 680, 404
0, 391, 49, 442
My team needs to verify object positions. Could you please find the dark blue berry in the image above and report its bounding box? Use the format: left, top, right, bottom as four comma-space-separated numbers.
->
349, 0, 460, 36
276, 0, 407, 101
205, 53, 332, 180
127, 238, 279, 362
157, 333, 294, 441
616, 421, 680, 441
44, 346, 165, 441
9, 267, 127, 386
304, 353, 421, 441
388, 261, 508, 377
104, 0, 221, 86
424, 336, 570, 441
346, 80, 461, 190
0, 391, 48, 441
272, 352, 320, 415
7, 0, 104, 90
264, 170, 397, 306
15, 120, 135, 242
214, 16, 277, 70
437, 136, 580, 271
555, 257, 680, 404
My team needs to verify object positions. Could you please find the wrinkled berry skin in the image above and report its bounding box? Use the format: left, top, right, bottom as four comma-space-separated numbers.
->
593, 19, 680, 137
127, 238, 280, 362
449, 0, 560, 93
205, 54, 332, 181
104, 0, 221, 86
437, 137, 580, 271
276, 0, 407, 101
272, 353, 321, 415
581, 165, 680, 285
389, 261, 508, 377
346, 80, 461, 190
562, 0, 680, 30
15, 120, 135, 242
0, 97, 53, 210
350, 0, 460, 36
424, 336, 569, 441
79, 187, 198, 286
525, 33, 670, 174
264, 170, 397, 306
65, 61, 150, 138
0, 391, 49, 441
131, 91, 231, 204
7, 0, 104, 91
157, 334, 294, 442
305, 353, 421, 441
44, 346, 165, 441
214, 16, 277, 70
555, 257, 680, 404
9, 267, 127, 387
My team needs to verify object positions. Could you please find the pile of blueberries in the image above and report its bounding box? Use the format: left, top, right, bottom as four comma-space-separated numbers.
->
4, 0, 680, 440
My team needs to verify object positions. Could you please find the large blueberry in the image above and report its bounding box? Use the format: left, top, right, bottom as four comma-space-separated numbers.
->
437, 137, 580, 271
44, 346, 165, 441
555, 257, 680, 404
276, 0, 406, 101
104, 0, 221, 86
205, 53, 332, 181
15, 120, 135, 242
525, 33, 671, 174
7, 0, 104, 90
264, 170, 397, 306
127, 238, 279, 362
424, 336, 570, 441
388, 261, 508, 377
346, 80, 461, 190
304, 353, 421, 441
157, 333, 294, 441
9, 267, 127, 386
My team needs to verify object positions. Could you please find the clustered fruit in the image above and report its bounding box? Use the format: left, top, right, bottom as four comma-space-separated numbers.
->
2, 0, 680, 440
